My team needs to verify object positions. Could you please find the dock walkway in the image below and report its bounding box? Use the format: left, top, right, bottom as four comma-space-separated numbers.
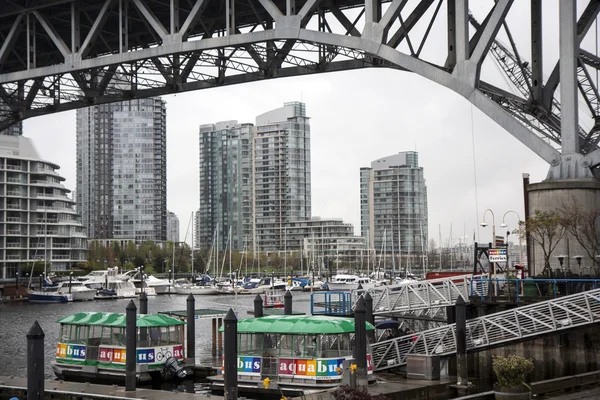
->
0, 376, 220, 400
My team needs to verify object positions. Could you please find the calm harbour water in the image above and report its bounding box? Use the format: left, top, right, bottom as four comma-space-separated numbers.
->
0, 291, 314, 379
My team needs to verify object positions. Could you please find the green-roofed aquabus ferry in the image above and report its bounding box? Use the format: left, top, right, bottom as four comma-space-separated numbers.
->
52, 312, 188, 383
210, 315, 376, 397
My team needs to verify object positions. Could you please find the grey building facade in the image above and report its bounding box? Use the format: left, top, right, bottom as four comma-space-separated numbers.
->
0, 136, 87, 278
167, 211, 180, 243
254, 102, 311, 252
197, 121, 254, 251
360, 151, 428, 258
76, 98, 167, 243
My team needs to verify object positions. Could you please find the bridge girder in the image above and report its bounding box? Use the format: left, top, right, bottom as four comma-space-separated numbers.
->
0, 0, 599, 180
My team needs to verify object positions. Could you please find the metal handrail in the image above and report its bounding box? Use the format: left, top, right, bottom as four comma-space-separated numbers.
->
469, 278, 600, 301
370, 288, 600, 371
359, 274, 483, 315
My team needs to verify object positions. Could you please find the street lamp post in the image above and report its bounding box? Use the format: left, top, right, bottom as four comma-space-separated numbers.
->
500, 210, 524, 272
480, 209, 497, 295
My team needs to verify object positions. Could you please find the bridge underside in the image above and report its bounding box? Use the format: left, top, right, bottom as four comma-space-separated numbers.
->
1, 0, 600, 179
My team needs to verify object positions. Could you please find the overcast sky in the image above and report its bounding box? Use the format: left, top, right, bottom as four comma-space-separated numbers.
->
21, 1, 592, 249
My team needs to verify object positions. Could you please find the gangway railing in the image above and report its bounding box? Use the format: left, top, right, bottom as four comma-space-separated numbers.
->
370, 288, 600, 371
358, 274, 482, 315
470, 278, 600, 301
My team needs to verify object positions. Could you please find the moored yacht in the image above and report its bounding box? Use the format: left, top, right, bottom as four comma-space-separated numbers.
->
327, 274, 373, 291
55, 281, 96, 301
79, 268, 137, 298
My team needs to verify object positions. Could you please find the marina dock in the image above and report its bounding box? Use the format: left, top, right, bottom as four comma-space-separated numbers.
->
0, 376, 221, 400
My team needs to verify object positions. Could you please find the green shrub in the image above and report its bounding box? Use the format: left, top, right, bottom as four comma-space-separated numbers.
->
492, 355, 535, 388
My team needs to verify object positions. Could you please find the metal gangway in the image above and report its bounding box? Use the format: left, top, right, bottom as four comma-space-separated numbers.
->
358, 274, 481, 316
370, 288, 600, 371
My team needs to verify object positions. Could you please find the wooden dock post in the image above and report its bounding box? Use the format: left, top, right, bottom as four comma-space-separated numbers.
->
187, 294, 195, 363
223, 309, 238, 400
354, 295, 368, 388
27, 321, 44, 400
284, 290, 292, 315
456, 296, 468, 388
254, 294, 264, 317
125, 300, 137, 392
217, 318, 223, 354
211, 318, 217, 356
139, 292, 148, 314
364, 292, 374, 342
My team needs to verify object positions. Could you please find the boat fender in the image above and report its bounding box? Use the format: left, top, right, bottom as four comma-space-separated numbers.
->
164, 356, 187, 379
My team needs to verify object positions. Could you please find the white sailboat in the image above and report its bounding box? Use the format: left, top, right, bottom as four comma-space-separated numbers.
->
28, 214, 74, 303
176, 219, 221, 295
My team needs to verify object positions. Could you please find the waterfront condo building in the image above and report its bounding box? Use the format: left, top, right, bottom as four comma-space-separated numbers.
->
0, 136, 87, 278
167, 210, 180, 243
360, 151, 428, 264
197, 121, 254, 251
76, 98, 167, 243
254, 102, 311, 252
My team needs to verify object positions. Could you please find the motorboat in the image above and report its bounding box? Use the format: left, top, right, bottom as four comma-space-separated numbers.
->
209, 315, 376, 397
144, 275, 172, 294
79, 268, 137, 298
286, 277, 308, 291
28, 275, 74, 303
121, 270, 166, 295
175, 277, 221, 295
327, 274, 373, 291
52, 312, 190, 384
54, 281, 96, 302
28, 286, 74, 303
235, 277, 276, 295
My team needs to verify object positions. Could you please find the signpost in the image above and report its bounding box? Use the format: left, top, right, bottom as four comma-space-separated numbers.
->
489, 248, 507, 263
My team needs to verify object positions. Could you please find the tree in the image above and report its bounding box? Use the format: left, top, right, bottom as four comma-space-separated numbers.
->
524, 209, 567, 275
561, 198, 600, 271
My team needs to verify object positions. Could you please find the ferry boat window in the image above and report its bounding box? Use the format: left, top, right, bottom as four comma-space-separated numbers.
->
339, 334, 352, 356
61, 325, 88, 344
100, 327, 125, 346
88, 326, 102, 346
279, 334, 295, 357
262, 334, 277, 357
59, 325, 71, 343
145, 328, 161, 347
238, 334, 251, 353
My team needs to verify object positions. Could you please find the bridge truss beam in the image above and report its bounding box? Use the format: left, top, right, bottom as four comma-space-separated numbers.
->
0, 0, 599, 178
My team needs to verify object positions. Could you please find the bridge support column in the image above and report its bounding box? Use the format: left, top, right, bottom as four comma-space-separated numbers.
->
527, 179, 600, 276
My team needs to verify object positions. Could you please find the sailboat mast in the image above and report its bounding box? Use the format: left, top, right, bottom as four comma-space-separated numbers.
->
191, 212, 194, 279
44, 210, 48, 278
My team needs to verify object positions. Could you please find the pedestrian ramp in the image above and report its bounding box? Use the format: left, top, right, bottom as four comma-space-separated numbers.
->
370, 288, 600, 371
359, 274, 481, 316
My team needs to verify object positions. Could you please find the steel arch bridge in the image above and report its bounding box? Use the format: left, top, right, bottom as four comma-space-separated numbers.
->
0, 0, 599, 179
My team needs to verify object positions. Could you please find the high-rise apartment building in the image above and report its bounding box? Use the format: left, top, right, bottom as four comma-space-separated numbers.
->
360, 151, 428, 259
0, 136, 87, 278
76, 98, 167, 243
197, 121, 254, 250
254, 102, 311, 252
167, 211, 180, 243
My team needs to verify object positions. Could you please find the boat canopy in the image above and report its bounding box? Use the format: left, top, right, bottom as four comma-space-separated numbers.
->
219, 315, 375, 334
57, 312, 185, 328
